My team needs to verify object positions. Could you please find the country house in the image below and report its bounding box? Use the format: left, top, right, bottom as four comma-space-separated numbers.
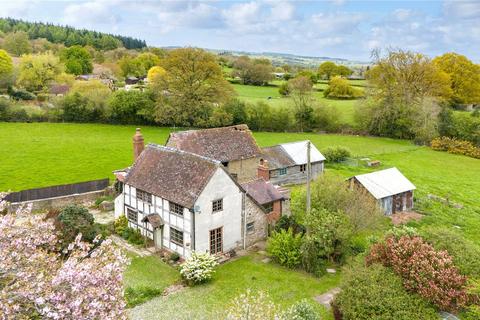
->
114, 128, 289, 258
348, 167, 416, 215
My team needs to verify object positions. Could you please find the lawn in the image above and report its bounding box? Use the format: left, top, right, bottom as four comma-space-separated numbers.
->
127, 254, 340, 320
232, 82, 361, 124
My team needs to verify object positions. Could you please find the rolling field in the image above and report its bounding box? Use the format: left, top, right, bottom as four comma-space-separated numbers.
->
232, 80, 364, 124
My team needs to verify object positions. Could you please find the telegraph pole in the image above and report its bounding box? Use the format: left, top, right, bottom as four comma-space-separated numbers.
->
306, 141, 311, 214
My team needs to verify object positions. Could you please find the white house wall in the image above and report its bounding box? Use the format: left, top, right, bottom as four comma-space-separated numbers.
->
122, 184, 193, 257
194, 168, 244, 254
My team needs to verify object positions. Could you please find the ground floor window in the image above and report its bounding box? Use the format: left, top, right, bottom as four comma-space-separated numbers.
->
278, 168, 287, 175
246, 222, 255, 233
263, 202, 273, 213
209, 227, 223, 254
170, 227, 184, 246
300, 164, 306, 172
127, 208, 138, 223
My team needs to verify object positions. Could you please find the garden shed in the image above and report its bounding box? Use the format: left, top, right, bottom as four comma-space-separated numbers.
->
349, 167, 416, 215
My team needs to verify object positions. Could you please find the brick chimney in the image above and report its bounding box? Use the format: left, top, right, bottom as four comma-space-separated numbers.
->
257, 159, 270, 181
133, 128, 144, 161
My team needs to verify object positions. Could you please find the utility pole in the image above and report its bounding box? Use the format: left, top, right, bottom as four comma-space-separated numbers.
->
306, 140, 311, 214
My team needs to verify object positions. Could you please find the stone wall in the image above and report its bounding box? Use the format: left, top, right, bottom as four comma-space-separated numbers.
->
8, 189, 107, 212
245, 196, 268, 247
227, 157, 259, 183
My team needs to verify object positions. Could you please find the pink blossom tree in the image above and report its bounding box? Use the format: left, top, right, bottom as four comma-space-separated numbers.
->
0, 195, 128, 319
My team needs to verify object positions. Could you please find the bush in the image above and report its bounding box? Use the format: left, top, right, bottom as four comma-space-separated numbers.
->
57, 204, 97, 245
367, 235, 468, 311
322, 146, 351, 163
169, 251, 180, 262
114, 215, 128, 235
431, 136, 480, 159
313, 104, 341, 133
274, 215, 305, 235
323, 76, 362, 99
334, 263, 438, 320
267, 228, 303, 269
122, 227, 145, 246
124, 286, 163, 308
180, 252, 218, 285
7, 87, 36, 101
278, 82, 290, 96
280, 300, 320, 320
421, 227, 480, 278
225, 290, 276, 320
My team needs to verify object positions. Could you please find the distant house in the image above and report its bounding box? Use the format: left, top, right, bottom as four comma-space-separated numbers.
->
261, 141, 325, 185
166, 125, 262, 183
348, 167, 416, 215
113, 129, 285, 258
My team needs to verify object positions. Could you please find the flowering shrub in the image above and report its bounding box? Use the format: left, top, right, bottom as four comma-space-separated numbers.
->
367, 235, 468, 311
431, 136, 480, 159
225, 290, 277, 320
0, 208, 128, 319
180, 252, 218, 285
267, 228, 303, 269
279, 300, 320, 320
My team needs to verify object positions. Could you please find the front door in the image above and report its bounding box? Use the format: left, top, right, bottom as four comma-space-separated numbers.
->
209, 227, 223, 254
154, 227, 163, 250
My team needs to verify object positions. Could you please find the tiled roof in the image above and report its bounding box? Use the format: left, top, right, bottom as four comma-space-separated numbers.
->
241, 178, 284, 205
125, 144, 219, 208
166, 125, 262, 162
261, 145, 296, 169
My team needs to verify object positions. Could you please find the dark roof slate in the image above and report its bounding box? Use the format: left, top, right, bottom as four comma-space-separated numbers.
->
125, 144, 219, 208
166, 125, 262, 162
261, 145, 296, 170
241, 178, 284, 205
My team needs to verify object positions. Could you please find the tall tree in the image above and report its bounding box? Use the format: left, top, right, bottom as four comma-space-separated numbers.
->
153, 48, 234, 127
17, 53, 63, 91
61, 45, 93, 75
0, 49, 13, 88
233, 56, 273, 86
433, 52, 480, 105
3, 31, 31, 56
318, 61, 337, 80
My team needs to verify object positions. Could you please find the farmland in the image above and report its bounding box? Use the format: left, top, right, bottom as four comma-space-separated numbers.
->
231, 79, 367, 125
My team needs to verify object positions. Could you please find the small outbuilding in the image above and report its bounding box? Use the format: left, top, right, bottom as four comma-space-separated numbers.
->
349, 167, 416, 215
261, 140, 325, 185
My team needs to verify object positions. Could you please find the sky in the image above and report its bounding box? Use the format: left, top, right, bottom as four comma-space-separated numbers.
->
0, 0, 479, 62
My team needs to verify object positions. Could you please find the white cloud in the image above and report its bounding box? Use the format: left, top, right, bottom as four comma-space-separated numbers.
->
444, 0, 480, 19
63, 1, 120, 27
0, 1, 36, 17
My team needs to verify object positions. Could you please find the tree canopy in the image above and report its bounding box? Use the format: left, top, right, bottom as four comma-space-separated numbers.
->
0, 49, 13, 87
433, 52, 480, 105
17, 53, 63, 91
61, 45, 93, 75
233, 56, 274, 86
3, 30, 31, 56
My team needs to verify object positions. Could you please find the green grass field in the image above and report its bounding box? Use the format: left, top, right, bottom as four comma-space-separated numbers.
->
232, 80, 362, 124
128, 254, 340, 319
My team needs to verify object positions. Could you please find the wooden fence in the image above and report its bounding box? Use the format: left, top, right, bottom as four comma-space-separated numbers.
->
3, 178, 109, 203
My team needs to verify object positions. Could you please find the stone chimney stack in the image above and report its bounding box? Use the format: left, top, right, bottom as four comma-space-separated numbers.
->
257, 159, 270, 181
133, 128, 144, 161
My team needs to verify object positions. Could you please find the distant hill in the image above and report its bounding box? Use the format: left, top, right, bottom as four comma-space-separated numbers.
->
0, 18, 147, 50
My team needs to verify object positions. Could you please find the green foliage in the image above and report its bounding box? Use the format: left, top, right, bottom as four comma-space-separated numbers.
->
0, 17, 146, 50
317, 61, 337, 80
169, 251, 180, 262
334, 263, 438, 320
312, 104, 341, 133
439, 109, 480, 146
278, 82, 290, 96
57, 204, 96, 245
7, 87, 36, 101
114, 215, 128, 236
119, 52, 160, 77
385, 225, 419, 239
180, 252, 218, 285
61, 45, 93, 75
223, 99, 248, 125
121, 227, 145, 246
296, 70, 318, 83
322, 146, 351, 162
107, 90, 155, 124
17, 53, 63, 91
421, 226, 480, 278
267, 229, 303, 269
323, 76, 362, 99
225, 290, 277, 320
233, 56, 274, 86
280, 300, 320, 320
61, 80, 111, 122
0, 49, 13, 88
3, 31, 31, 56
274, 215, 306, 235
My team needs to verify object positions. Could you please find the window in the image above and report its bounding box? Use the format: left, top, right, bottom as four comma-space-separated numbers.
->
212, 199, 223, 213
170, 227, 184, 246
136, 189, 152, 204
127, 208, 138, 223
300, 164, 307, 172
246, 222, 254, 233
278, 168, 287, 175
210, 227, 223, 254
263, 203, 273, 213
170, 202, 184, 216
